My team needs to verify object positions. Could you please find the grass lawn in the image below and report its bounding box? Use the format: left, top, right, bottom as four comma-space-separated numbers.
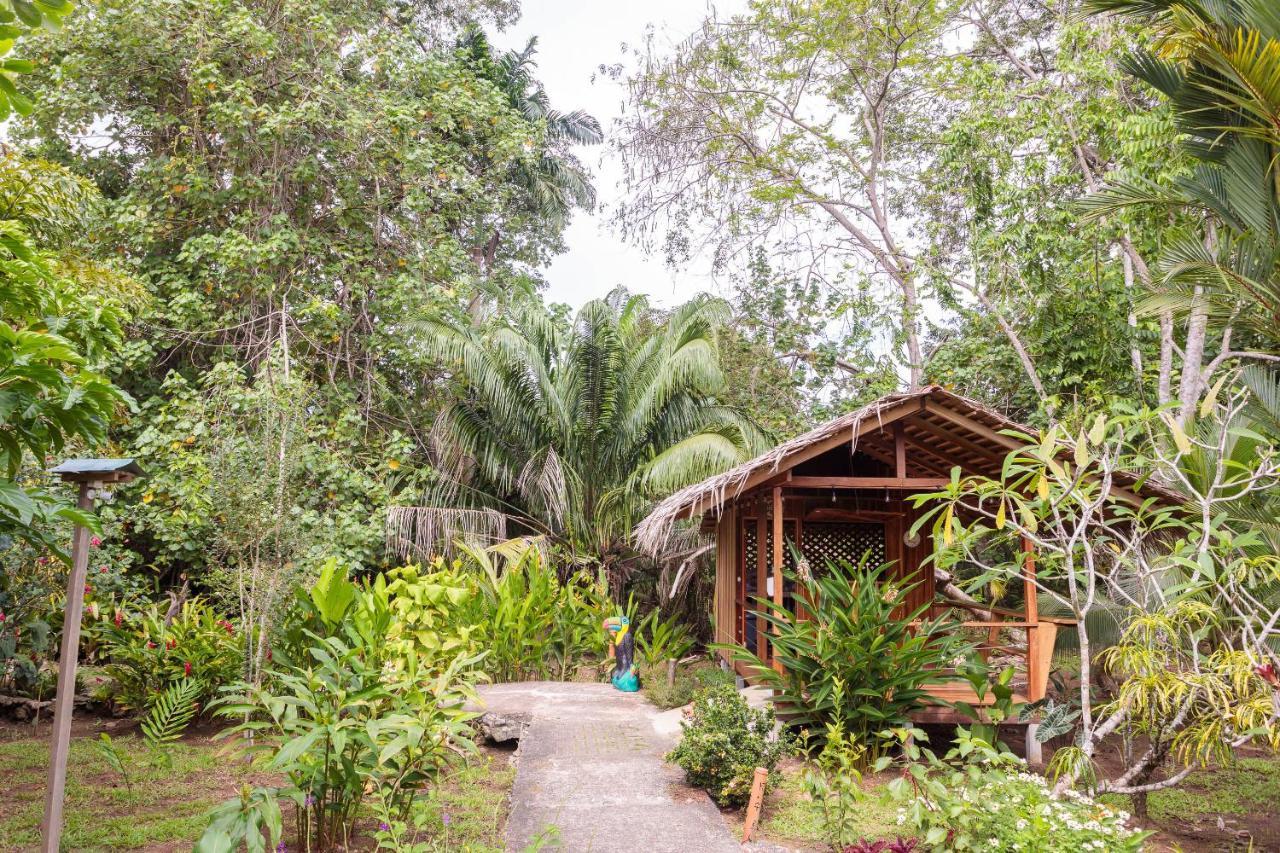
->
0, 724, 516, 852
721, 759, 901, 851
1100, 755, 1280, 851
0, 727, 263, 851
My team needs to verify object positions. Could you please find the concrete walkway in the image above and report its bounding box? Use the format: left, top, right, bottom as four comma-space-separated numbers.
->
473, 682, 741, 853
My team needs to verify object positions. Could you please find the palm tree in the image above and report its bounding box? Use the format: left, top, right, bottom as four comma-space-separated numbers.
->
459, 28, 602, 258
391, 289, 768, 585
1084, 0, 1280, 345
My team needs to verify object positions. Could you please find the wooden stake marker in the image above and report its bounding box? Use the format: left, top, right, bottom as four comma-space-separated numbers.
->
741, 766, 769, 842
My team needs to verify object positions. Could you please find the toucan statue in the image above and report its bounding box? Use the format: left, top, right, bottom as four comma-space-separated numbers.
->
603, 616, 640, 692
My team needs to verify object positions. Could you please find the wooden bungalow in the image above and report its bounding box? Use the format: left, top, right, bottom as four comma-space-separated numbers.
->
636, 386, 1170, 760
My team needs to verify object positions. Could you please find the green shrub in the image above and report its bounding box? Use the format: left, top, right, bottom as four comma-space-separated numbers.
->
95, 598, 242, 712
642, 659, 735, 710
801, 681, 873, 849
636, 609, 695, 668
724, 558, 973, 750
881, 728, 1149, 852
447, 542, 608, 681
208, 578, 480, 852
667, 683, 791, 807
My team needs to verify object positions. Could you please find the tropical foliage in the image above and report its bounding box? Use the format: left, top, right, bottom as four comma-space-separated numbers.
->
3, 0, 1280, 847
882, 727, 1150, 852
667, 683, 792, 807
913, 396, 1280, 799
724, 559, 973, 748
401, 289, 767, 584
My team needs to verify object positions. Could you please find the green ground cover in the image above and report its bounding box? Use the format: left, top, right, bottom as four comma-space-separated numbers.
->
0, 730, 515, 851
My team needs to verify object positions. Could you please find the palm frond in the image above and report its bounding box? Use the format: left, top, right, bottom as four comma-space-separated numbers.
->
141, 678, 203, 747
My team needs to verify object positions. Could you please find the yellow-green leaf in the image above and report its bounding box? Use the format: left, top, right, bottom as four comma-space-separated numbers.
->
1166, 415, 1192, 454
1200, 373, 1228, 419
1074, 430, 1090, 469
1088, 413, 1107, 445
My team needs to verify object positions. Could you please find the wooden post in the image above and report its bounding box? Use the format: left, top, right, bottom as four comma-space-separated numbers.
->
42, 482, 95, 853
894, 421, 907, 478
755, 514, 768, 662
742, 766, 769, 842
771, 486, 784, 673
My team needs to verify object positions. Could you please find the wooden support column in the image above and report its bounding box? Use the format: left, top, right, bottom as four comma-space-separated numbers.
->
894, 421, 906, 478
755, 514, 768, 662
771, 486, 784, 673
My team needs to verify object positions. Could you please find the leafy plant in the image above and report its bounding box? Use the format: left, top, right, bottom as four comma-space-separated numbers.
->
723, 558, 974, 750
636, 608, 695, 669
195, 785, 284, 853
452, 541, 608, 681
91, 733, 131, 796
667, 683, 791, 807
879, 727, 1149, 852
140, 677, 202, 767
801, 680, 870, 850
211, 581, 482, 851
94, 598, 241, 713
406, 290, 767, 575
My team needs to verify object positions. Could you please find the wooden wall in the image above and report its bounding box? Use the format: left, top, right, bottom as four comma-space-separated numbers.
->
713, 506, 737, 661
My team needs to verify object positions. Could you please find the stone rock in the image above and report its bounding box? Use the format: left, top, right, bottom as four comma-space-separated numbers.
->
476, 710, 530, 744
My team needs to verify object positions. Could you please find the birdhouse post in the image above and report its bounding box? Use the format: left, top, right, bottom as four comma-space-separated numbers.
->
41, 459, 144, 853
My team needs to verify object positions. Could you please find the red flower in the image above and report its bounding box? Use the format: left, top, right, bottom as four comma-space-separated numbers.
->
1257, 663, 1278, 687
266, 649, 272, 661
0, 612, 6, 623
146, 641, 156, 649
84, 584, 92, 595
90, 536, 102, 547
165, 637, 176, 650
99, 565, 108, 573
184, 661, 192, 676
113, 610, 122, 628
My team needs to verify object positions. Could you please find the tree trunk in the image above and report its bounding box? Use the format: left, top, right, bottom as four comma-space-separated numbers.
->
1177, 285, 1209, 422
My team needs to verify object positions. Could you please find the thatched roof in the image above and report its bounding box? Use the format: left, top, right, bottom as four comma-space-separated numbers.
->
634, 385, 1177, 554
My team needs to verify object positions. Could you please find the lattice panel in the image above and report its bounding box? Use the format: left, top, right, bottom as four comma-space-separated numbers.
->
801, 522, 886, 571
742, 526, 796, 580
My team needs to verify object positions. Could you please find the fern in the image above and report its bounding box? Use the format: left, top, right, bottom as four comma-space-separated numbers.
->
141, 678, 202, 748
92, 733, 132, 796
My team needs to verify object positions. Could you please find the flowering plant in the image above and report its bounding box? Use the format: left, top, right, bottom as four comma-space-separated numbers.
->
95, 598, 243, 711
880, 727, 1148, 852
667, 683, 792, 806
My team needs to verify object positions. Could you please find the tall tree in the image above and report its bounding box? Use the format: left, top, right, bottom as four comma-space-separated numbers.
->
917, 2, 1184, 418
460, 28, 603, 248
0, 153, 130, 550
1086, 0, 1280, 418
617, 0, 952, 388
20, 0, 578, 419
391, 290, 768, 584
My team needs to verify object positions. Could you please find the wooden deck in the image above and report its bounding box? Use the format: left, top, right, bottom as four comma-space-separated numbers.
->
912, 681, 1030, 724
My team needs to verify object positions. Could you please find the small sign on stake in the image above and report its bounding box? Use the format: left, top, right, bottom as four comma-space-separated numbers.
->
41, 459, 144, 853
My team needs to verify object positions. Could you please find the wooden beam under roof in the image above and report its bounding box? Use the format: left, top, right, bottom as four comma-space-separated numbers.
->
908, 411, 1010, 464
899, 430, 991, 477
783, 476, 951, 489
677, 396, 927, 520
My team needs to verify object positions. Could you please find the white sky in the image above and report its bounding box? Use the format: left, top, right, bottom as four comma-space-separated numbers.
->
493, 1, 745, 310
